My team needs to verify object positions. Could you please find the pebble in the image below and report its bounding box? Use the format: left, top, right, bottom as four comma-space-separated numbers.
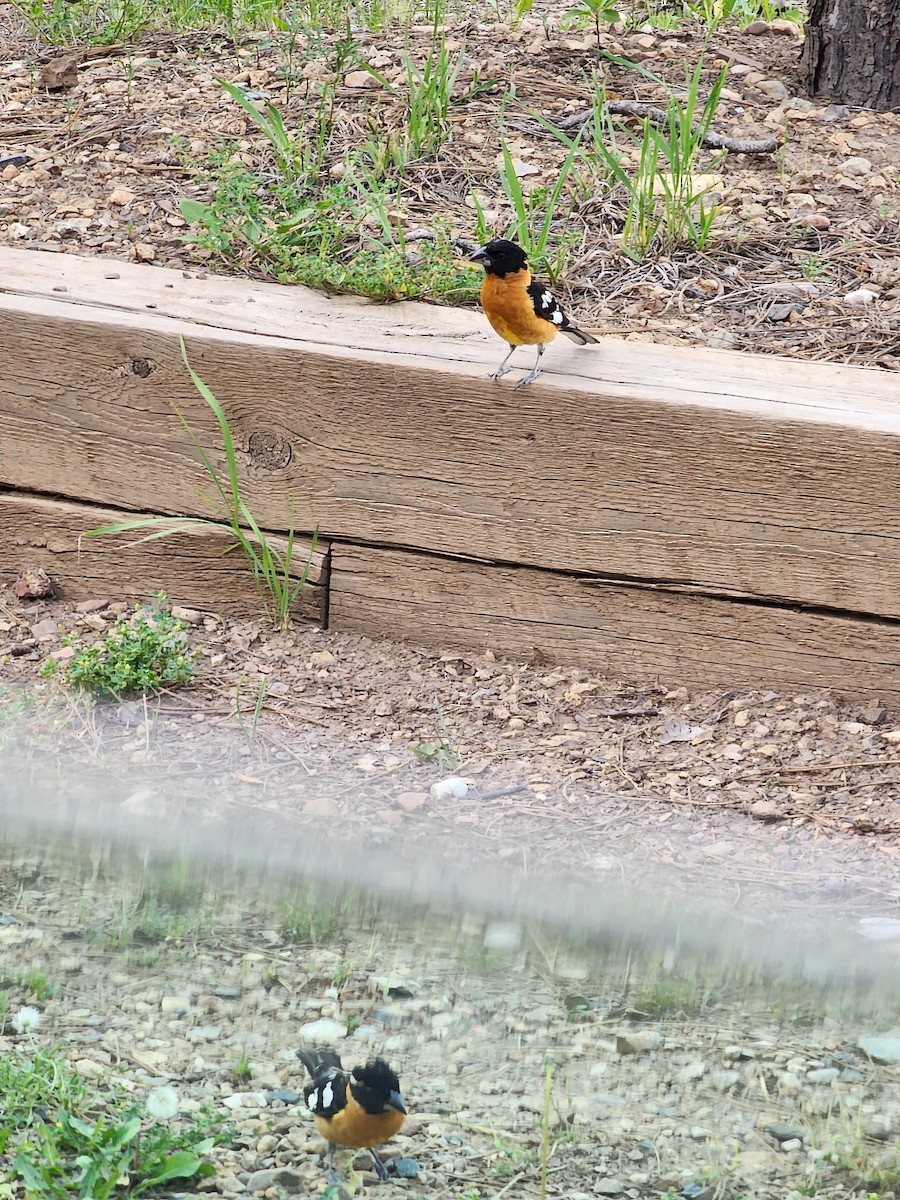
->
244, 1167, 303, 1192
595, 1179, 625, 1196
299, 1017, 347, 1041
841, 155, 872, 176
757, 79, 789, 101
858, 1034, 900, 1064
617, 1032, 664, 1054
843, 288, 879, 307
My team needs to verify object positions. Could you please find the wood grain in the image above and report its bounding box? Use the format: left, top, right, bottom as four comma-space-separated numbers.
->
328, 543, 900, 699
1, 492, 326, 623
1, 249, 900, 626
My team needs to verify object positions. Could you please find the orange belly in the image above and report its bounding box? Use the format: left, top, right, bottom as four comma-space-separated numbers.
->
315, 1105, 405, 1149
481, 271, 560, 347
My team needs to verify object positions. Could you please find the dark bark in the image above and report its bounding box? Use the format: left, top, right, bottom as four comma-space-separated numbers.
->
800, 0, 900, 112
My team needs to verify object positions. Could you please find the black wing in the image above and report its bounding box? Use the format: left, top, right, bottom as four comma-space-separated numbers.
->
297, 1046, 349, 1118
528, 279, 598, 345
527, 279, 569, 330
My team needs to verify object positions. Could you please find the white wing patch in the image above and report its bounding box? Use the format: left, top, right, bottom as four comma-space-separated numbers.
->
321, 1081, 334, 1110
307, 1090, 318, 1112
533, 285, 567, 327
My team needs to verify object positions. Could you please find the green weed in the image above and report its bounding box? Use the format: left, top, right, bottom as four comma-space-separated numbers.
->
498, 121, 586, 282
87, 341, 319, 631
565, 0, 621, 49
280, 889, 352, 945
413, 698, 461, 774
1, 1047, 227, 1197
53, 593, 194, 699
576, 58, 727, 259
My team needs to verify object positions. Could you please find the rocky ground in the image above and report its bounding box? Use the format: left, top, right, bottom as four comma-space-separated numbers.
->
2, 5, 900, 1194
0, 3, 898, 365
0, 826, 899, 1200
2, 584, 900, 1198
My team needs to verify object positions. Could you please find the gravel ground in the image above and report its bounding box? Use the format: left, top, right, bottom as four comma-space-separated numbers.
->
0, 830, 898, 1200
1, 5, 899, 366
2, 586, 900, 1199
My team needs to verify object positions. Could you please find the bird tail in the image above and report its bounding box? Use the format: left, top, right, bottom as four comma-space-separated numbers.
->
296, 1045, 343, 1082
562, 327, 599, 346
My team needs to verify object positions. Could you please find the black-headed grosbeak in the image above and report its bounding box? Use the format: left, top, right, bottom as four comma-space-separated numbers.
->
296, 1045, 407, 1183
470, 238, 598, 388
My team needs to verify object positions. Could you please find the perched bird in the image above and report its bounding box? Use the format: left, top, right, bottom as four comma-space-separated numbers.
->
296, 1045, 406, 1183
470, 238, 598, 388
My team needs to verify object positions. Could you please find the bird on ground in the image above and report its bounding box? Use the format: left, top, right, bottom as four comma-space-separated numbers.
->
469, 238, 598, 388
296, 1045, 407, 1184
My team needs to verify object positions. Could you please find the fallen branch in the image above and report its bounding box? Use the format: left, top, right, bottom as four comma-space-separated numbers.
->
558, 100, 778, 153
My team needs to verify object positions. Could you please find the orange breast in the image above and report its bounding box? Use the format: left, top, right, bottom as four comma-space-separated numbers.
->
481, 270, 560, 347
315, 1102, 406, 1149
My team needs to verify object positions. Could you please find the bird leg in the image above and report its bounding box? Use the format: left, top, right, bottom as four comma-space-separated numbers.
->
490, 344, 517, 382
326, 1142, 340, 1185
514, 344, 545, 389
369, 1148, 391, 1181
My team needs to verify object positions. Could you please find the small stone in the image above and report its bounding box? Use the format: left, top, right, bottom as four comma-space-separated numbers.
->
766, 1122, 805, 1143
133, 242, 156, 262
161, 995, 192, 1015
796, 212, 831, 230
245, 1167, 302, 1191
709, 1069, 740, 1091
299, 1017, 347, 1042
843, 288, 879, 307
749, 798, 781, 821
745, 19, 769, 33
595, 1179, 625, 1196
187, 1024, 221, 1042
757, 78, 789, 101
222, 1091, 268, 1110
674, 1062, 706, 1084
344, 70, 378, 88
616, 1032, 663, 1055
302, 796, 339, 816
806, 1067, 840, 1084
858, 1034, 900, 1064
770, 17, 803, 34
483, 921, 522, 951
170, 605, 202, 623
309, 649, 336, 666
395, 791, 427, 812
108, 185, 135, 205
841, 155, 872, 176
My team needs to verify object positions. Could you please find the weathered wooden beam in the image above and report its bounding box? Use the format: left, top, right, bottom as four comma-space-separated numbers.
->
328, 542, 900, 699
1, 492, 326, 623
1, 247, 898, 634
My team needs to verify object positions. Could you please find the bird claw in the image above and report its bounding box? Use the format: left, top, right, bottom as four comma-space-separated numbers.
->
514, 371, 541, 389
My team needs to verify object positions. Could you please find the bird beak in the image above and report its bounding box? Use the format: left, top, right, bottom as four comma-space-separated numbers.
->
469, 245, 489, 265
387, 1090, 406, 1115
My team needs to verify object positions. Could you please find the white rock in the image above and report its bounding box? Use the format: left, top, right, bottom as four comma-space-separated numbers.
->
843, 288, 879, 307
483, 920, 523, 951
430, 776, 469, 800
841, 155, 872, 176
299, 1017, 348, 1042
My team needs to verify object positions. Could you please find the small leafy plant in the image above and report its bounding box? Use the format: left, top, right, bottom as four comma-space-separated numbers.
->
413, 698, 461, 773
565, 0, 621, 49
1, 1047, 226, 1198
57, 593, 194, 698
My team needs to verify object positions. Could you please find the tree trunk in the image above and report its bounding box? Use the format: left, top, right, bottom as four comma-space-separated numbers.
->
800, 0, 900, 112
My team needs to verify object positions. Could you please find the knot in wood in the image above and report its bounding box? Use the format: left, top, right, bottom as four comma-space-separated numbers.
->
130, 359, 153, 377
248, 429, 292, 470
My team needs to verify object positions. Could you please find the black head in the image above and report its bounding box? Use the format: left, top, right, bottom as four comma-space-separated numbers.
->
470, 239, 529, 277
350, 1058, 406, 1116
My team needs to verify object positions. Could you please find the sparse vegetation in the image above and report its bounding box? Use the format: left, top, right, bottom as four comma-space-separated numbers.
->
0, 1047, 228, 1198
87, 341, 320, 631
45, 594, 194, 699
